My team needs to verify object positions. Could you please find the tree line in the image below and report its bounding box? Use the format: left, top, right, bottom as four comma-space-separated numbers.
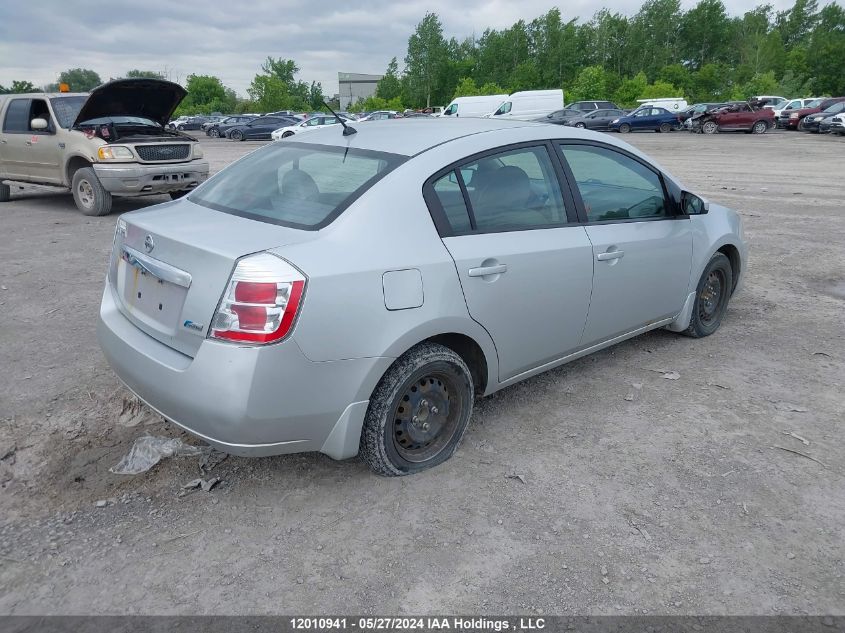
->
372, 0, 844, 109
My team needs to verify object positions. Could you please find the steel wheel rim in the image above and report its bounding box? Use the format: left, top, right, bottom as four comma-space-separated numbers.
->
392, 372, 461, 463
699, 269, 727, 325
77, 180, 94, 208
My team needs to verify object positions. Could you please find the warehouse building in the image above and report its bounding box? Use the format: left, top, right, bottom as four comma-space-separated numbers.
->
338, 72, 383, 109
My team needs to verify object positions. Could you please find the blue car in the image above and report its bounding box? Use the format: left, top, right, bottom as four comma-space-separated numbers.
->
609, 107, 681, 133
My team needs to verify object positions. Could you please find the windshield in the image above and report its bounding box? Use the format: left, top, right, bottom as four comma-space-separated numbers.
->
823, 103, 845, 113
806, 99, 823, 108
190, 142, 407, 230
76, 116, 159, 127
49, 96, 88, 128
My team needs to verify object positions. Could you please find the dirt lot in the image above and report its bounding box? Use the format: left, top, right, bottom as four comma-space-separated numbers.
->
0, 129, 843, 616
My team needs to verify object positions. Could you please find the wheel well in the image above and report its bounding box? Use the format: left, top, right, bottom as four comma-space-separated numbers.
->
425, 333, 488, 395
718, 244, 741, 293
65, 156, 91, 186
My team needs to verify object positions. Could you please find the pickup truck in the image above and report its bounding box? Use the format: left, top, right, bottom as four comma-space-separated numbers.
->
0, 78, 209, 215
778, 96, 845, 130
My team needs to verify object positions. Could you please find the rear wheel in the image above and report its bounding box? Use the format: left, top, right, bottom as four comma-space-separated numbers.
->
702, 121, 719, 134
574, 122, 586, 129
360, 342, 474, 476
683, 253, 733, 338
208, 128, 220, 138
0, 182, 10, 202
619, 123, 631, 133
177, 124, 185, 131
71, 167, 112, 216
659, 122, 672, 133
751, 120, 768, 134
229, 129, 244, 141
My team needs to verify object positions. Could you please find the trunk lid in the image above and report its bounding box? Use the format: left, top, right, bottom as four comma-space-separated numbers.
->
109, 198, 318, 357
73, 78, 187, 128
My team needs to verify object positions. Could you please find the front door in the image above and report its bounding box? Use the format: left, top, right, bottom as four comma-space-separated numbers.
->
558, 143, 693, 346
1, 98, 33, 180
427, 144, 594, 381
25, 98, 63, 183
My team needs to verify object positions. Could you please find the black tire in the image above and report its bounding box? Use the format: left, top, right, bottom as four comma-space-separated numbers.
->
360, 342, 474, 476
702, 121, 719, 134
229, 129, 244, 141
71, 167, 112, 216
177, 124, 185, 131
683, 253, 733, 338
0, 182, 10, 202
751, 120, 768, 134
169, 191, 190, 200
574, 122, 586, 129
619, 123, 631, 133
208, 128, 220, 138
659, 122, 672, 133
282, 131, 294, 138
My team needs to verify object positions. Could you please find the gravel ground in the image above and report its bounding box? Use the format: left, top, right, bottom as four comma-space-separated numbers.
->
0, 129, 843, 615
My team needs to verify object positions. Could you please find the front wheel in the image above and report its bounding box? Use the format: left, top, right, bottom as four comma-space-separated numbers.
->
282, 131, 294, 138
619, 123, 631, 133
0, 182, 10, 202
659, 122, 672, 133
229, 129, 244, 141
71, 167, 112, 216
574, 122, 586, 129
360, 342, 474, 476
208, 128, 220, 138
702, 121, 719, 134
751, 120, 768, 134
683, 253, 733, 338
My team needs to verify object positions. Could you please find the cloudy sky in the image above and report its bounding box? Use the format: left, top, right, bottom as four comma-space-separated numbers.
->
1, 0, 802, 96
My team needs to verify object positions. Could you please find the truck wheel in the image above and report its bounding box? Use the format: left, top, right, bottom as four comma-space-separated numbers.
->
360, 342, 474, 476
751, 120, 768, 134
71, 167, 112, 216
619, 123, 631, 133
0, 182, 10, 202
702, 121, 719, 134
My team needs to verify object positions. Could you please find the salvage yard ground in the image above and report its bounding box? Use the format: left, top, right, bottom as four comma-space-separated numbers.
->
0, 130, 843, 615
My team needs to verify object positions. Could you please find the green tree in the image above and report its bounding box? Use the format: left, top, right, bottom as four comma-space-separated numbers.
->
806, 3, 845, 94
613, 72, 649, 107
508, 61, 541, 92
125, 69, 164, 79
405, 12, 450, 107
9, 80, 37, 93
640, 80, 682, 99
261, 57, 299, 86
776, 0, 819, 48
453, 77, 480, 98
568, 65, 613, 101
376, 57, 403, 100
679, 0, 733, 69
57, 68, 102, 91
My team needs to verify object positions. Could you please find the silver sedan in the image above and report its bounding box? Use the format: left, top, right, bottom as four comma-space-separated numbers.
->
98, 118, 747, 476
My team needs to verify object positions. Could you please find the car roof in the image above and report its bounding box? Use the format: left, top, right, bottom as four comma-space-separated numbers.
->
297, 118, 538, 156
1, 92, 88, 99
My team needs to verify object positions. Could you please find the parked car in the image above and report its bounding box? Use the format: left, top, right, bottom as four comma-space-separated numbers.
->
752, 95, 788, 110
169, 116, 209, 131
779, 97, 845, 130
206, 115, 259, 138
800, 101, 845, 132
358, 111, 400, 121
693, 102, 775, 134
200, 115, 229, 132
609, 107, 681, 133
226, 115, 300, 141
564, 100, 620, 112
772, 97, 819, 123
635, 97, 688, 112
537, 109, 583, 125
0, 79, 208, 215
678, 103, 726, 124
829, 114, 845, 135
270, 115, 351, 140
490, 89, 565, 120
97, 118, 746, 475
440, 95, 509, 118
563, 108, 627, 130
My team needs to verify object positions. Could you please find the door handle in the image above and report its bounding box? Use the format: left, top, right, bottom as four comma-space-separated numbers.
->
597, 250, 624, 261
468, 264, 507, 277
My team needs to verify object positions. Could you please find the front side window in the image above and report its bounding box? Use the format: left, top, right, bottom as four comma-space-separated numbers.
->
430, 146, 569, 234
3, 99, 31, 132
560, 144, 668, 222
444, 103, 457, 115
494, 101, 512, 115
190, 142, 405, 229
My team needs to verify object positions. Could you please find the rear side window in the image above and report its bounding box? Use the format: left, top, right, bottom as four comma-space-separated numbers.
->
429, 145, 569, 234
3, 99, 31, 132
559, 144, 668, 222
190, 142, 406, 229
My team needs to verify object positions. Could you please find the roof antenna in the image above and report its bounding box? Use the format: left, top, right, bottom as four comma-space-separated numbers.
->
323, 101, 357, 136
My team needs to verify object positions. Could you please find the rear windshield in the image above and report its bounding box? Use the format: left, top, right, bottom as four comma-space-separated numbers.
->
190, 141, 407, 229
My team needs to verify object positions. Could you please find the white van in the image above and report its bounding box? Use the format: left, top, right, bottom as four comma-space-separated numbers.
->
636, 97, 688, 112
489, 89, 564, 120
440, 95, 509, 118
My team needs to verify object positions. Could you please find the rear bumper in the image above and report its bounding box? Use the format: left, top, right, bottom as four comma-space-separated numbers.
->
93, 159, 209, 196
97, 284, 390, 459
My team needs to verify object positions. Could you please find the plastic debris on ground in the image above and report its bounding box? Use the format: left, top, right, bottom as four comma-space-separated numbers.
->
110, 435, 208, 475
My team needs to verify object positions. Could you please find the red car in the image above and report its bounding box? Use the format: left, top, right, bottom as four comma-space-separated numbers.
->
696, 102, 776, 134
779, 97, 845, 129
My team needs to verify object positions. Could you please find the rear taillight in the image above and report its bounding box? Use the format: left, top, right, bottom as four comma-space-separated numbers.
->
210, 253, 305, 345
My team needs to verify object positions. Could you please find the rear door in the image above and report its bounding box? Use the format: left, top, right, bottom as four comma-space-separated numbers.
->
557, 142, 692, 346
425, 143, 594, 381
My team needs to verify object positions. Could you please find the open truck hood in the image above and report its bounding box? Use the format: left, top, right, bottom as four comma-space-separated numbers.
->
73, 78, 187, 128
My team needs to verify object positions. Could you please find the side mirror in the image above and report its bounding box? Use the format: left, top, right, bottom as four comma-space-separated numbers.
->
31, 118, 49, 131
682, 191, 709, 215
